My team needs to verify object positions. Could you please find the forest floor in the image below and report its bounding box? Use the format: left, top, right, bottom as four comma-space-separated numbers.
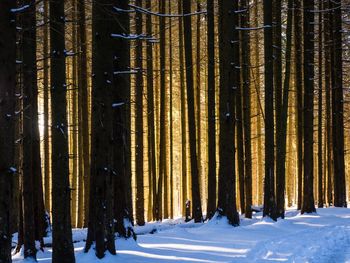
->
12, 207, 350, 262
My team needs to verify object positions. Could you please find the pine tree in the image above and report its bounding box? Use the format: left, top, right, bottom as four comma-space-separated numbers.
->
206, 0, 216, 220
183, 0, 203, 223
49, 0, 76, 261
301, 0, 316, 214
263, 0, 277, 220
217, 0, 240, 226
0, 1, 16, 262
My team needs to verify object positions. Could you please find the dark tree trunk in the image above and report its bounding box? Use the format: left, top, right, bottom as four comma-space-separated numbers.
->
49, 0, 75, 261
206, 0, 216, 220
157, 0, 167, 220
135, 0, 145, 226
263, 0, 277, 220
276, 0, 294, 218
43, 0, 51, 215
21, 0, 41, 258
217, 0, 240, 226
145, 0, 157, 222
112, 0, 135, 239
301, 0, 316, 214
317, 0, 324, 208
0, 1, 16, 262
85, 0, 116, 258
331, 0, 346, 207
183, 0, 203, 223
324, 0, 333, 206
240, 0, 252, 219
294, 0, 303, 210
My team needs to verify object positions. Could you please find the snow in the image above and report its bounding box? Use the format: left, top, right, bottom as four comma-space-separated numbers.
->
12, 207, 350, 262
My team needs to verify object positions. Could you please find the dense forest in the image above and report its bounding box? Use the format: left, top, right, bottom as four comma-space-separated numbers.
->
0, 0, 350, 262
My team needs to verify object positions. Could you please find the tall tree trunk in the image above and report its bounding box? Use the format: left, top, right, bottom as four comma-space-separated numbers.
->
324, 0, 333, 206
43, 0, 51, 215
21, 0, 40, 258
177, 0, 188, 217
112, 0, 135, 239
276, 0, 293, 218
145, 0, 157, 222
301, 0, 316, 214
50, 0, 76, 260
331, 0, 346, 207
76, 0, 90, 227
240, 0, 252, 219
217, 0, 240, 226
0, 1, 16, 262
294, 0, 303, 210
85, 0, 116, 258
168, 0, 174, 219
263, 0, 277, 220
135, 0, 145, 226
183, 0, 203, 223
157, 0, 167, 220
206, 0, 216, 220
317, 0, 324, 208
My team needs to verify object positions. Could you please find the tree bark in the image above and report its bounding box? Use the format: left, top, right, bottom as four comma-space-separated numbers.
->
183, 0, 203, 223
217, 0, 240, 226
263, 0, 277, 220
0, 1, 16, 262
301, 0, 316, 214
206, 0, 216, 220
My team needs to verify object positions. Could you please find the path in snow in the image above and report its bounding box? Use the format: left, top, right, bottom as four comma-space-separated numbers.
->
12, 207, 350, 263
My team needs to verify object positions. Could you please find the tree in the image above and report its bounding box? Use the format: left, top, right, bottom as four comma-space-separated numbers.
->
276, 0, 294, 218
21, 0, 46, 258
85, 0, 117, 258
206, 0, 216, 220
112, 0, 135, 239
263, 0, 277, 220
183, 0, 203, 223
0, 1, 16, 262
294, 0, 303, 210
49, 0, 76, 261
135, 0, 145, 226
217, 0, 240, 226
317, 0, 324, 208
301, 0, 316, 214
331, 0, 346, 207
240, 0, 252, 219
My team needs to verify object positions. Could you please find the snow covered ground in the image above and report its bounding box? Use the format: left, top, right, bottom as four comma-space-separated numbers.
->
12, 207, 350, 262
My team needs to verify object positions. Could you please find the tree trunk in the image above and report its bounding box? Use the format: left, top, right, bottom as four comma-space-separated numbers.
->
301, 0, 316, 214
240, 0, 252, 219
294, 0, 303, 210
276, 0, 293, 218
178, 0, 188, 217
0, 1, 16, 262
112, 0, 135, 239
217, 0, 240, 226
135, 0, 145, 226
145, 0, 157, 222
85, 0, 116, 258
317, 0, 324, 208
206, 0, 216, 220
331, 0, 346, 207
183, 0, 203, 223
263, 0, 277, 220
